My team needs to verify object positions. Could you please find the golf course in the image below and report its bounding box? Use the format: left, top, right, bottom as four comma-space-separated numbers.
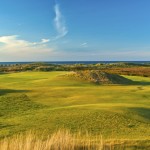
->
0, 71, 150, 149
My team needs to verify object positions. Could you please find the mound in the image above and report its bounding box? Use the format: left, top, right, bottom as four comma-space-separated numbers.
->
66, 70, 132, 84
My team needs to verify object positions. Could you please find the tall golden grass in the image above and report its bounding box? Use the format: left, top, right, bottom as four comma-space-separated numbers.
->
0, 130, 103, 150
0, 130, 145, 150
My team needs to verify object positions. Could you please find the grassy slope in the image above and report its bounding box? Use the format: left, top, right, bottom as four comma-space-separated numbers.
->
0, 72, 150, 141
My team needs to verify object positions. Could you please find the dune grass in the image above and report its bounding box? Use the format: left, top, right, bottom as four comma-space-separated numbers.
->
0, 130, 149, 150
0, 72, 150, 148
0, 130, 104, 150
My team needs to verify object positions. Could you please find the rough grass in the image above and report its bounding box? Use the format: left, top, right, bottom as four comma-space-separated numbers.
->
0, 72, 150, 148
64, 70, 132, 84
0, 130, 103, 150
0, 130, 149, 150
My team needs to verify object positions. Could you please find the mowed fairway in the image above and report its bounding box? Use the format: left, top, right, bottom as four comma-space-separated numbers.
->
0, 72, 150, 141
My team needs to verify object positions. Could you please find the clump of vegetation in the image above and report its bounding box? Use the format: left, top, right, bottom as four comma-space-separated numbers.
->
65, 70, 133, 84
103, 67, 150, 77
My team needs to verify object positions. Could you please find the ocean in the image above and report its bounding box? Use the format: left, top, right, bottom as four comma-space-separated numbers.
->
0, 61, 149, 65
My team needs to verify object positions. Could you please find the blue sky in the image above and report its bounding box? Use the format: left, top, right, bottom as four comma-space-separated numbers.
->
0, 0, 150, 61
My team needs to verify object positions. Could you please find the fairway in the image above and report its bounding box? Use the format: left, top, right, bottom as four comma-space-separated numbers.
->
0, 72, 150, 141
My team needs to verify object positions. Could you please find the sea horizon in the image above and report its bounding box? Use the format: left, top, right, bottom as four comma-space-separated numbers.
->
0, 61, 149, 65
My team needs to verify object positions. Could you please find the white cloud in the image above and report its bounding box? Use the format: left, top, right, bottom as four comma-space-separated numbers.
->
54, 3, 68, 40
41, 38, 50, 43
81, 42, 88, 48
0, 35, 54, 61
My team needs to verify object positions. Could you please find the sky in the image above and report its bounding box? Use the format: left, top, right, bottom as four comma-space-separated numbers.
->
0, 0, 150, 61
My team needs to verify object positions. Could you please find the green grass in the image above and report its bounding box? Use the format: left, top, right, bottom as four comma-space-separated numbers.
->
0, 72, 150, 143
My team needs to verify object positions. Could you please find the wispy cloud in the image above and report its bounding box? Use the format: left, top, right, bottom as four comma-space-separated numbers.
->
53, 3, 68, 40
81, 42, 88, 48
0, 35, 54, 61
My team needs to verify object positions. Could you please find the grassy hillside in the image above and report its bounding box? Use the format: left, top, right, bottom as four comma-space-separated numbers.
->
0, 72, 150, 144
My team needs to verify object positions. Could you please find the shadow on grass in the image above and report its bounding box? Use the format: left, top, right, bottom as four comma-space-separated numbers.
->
0, 89, 29, 96
128, 107, 150, 121
0, 72, 9, 75
0, 123, 14, 130
132, 80, 150, 85
119, 78, 150, 85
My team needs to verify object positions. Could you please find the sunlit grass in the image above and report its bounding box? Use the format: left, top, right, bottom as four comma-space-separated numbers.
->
0, 72, 150, 144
